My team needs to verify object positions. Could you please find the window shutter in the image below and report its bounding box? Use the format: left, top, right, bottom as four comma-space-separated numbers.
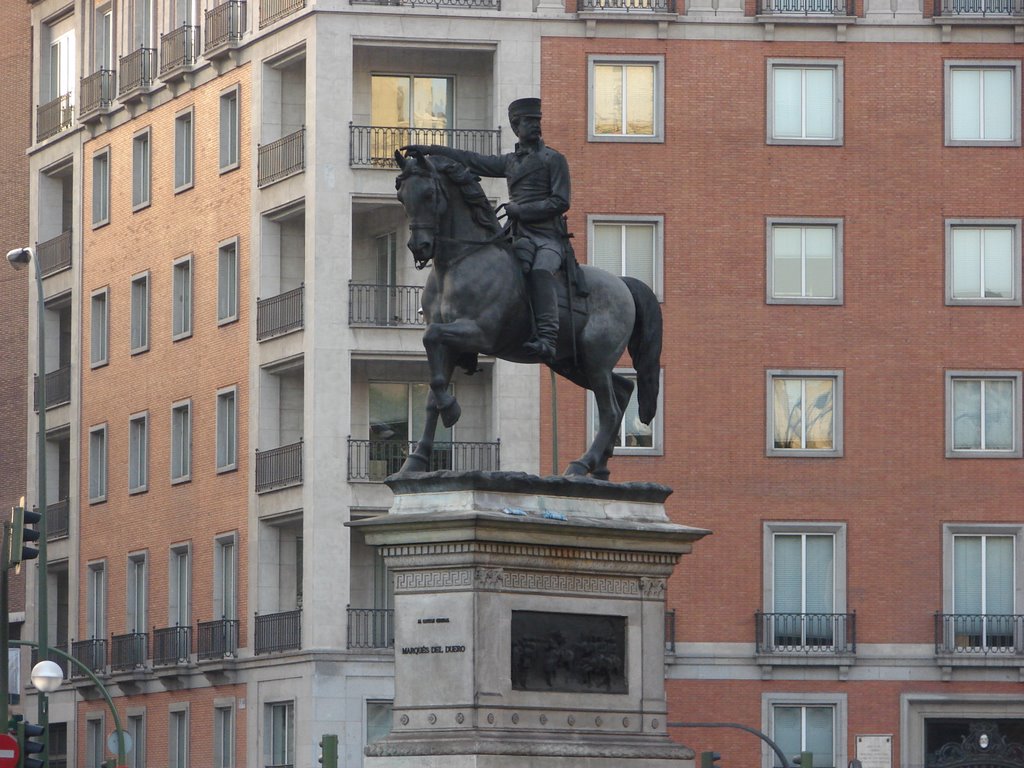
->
773, 535, 802, 613
986, 536, 1014, 614
804, 535, 835, 613
592, 224, 623, 275
954, 535, 983, 613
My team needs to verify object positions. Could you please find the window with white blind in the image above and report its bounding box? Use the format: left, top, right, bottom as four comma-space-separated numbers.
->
218, 239, 239, 324
132, 128, 151, 210
171, 400, 192, 482
946, 371, 1022, 458
588, 57, 663, 142
265, 701, 294, 768
214, 704, 234, 768
220, 86, 240, 172
92, 147, 110, 227
589, 218, 661, 298
131, 273, 150, 353
172, 256, 193, 339
88, 424, 108, 502
127, 554, 147, 634
217, 387, 237, 471
90, 288, 109, 367
773, 705, 836, 768
174, 109, 194, 191
767, 371, 843, 457
945, 62, 1021, 147
767, 219, 843, 304
946, 221, 1021, 305
769, 531, 840, 648
128, 412, 149, 493
169, 707, 189, 768
768, 60, 844, 146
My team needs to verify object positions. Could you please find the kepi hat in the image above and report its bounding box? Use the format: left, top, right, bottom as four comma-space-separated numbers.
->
508, 97, 542, 123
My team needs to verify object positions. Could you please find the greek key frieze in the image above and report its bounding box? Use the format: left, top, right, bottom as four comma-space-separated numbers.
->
394, 568, 474, 592
503, 571, 640, 596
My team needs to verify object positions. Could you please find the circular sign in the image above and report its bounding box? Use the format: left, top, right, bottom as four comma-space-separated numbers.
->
107, 729, 133, 755
0, 732, 20, 768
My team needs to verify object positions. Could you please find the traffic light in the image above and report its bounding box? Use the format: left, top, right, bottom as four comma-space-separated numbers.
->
16, 718, 45, 768
700, 751, 722, 767
792, 752, 813, 767
8, 503, 41, 571
319, 734, 339, 768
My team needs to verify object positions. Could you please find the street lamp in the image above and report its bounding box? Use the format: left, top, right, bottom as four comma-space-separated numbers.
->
7, 246, 51, 765
29, 661, 62, 694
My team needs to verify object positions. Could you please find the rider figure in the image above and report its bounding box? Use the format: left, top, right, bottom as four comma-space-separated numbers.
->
404, 97, 569, 363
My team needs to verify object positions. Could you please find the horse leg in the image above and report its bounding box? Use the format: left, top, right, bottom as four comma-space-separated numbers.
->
566, 371, 623, 479
422, 323, 462, 428
589, 374, 635, 481
399, 356, 457, 474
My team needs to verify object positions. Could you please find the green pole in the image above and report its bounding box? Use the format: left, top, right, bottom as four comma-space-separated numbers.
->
0, 521, 9, 730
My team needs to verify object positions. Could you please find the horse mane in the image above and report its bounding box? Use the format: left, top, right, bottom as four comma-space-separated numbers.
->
397, 154, 504, 236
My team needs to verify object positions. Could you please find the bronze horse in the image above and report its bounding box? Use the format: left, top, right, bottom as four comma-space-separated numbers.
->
393, 150, 662, 480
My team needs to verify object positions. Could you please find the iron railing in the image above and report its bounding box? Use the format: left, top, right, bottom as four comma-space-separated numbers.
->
36, 93, 74, 142
118, 48, 156, 97
197, 618, 240, 660
110, 632, 148, 671
935, 0, 1023, 13
152, 625, 192, 665
935, 613, 1024, 654
348, 283, 425, 327
255, 609, 302, 654
258, 128, 305, 186
71, 638, 107, 675
758, 0, 851, 12
205, 0, 247, 52
578, 0, 676, 9
349, 125, 501, 169
347, 438, 500, 481
755, 611, 856, 654
46, 498, 70, 540
37, 230, 72, 276
256, 440, 303, 492
260, 0, 306, 26
347, 607, 394, 649
34, 365, 72, 411
257, 285, 304, 340
665, 609, 676, 652
351, 0, 500, 7
31, 643, 70, 678
159, 25, 199, 76
80, 69, 115, 119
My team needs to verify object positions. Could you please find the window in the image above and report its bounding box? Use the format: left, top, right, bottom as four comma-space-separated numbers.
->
369, 382, 452, 478
132, 129, 151, 209
214, 534, 237, 621
265, 702, 294, 768
170, 545, 191, 627
86, 716, 105, 768
131, 273, 149, 353
767, 219, 843, 304
90, 287, 109, 367
589, 57, 663, 142
48, 31, 76, 103
87, 561, 106, 639
129, 412, 149, 493
946, 220, 1021, 305
946, 371, 1022, 458
771, 704, 837, 768
366, 700, 394, 745
590, 217, 662, 298
767, 371, 843, 456
767, 60, 844, 146
217, 388, 237, 471
174, 109, 194, 191
132, 0, 154, 48
214, 704, 234, 768
220, 87, 240, 171
94, 7, 112, 71
587, 368, 664, 454
127, 554, 147, 634
127, 712, 146, 768
169, 707, 189, 768
172, 256, 193, 339
88, 424, 108, 502
49, 723, 68, 768
218, 239, 239, 323
92, 147, 110, 226
371, 75, 452, 131
945, 62, 1021, 147
171, 400, 192, 482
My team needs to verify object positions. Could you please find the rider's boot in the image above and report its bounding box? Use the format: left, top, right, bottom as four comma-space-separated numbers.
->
524, 269, 559, 362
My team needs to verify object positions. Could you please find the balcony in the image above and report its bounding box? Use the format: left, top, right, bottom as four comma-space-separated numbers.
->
755, 611, 857, 654
258, 128, 305, 187
37, 230, 72, 277
197, 618, 240, 660
347, 438, 501, 482
71, 638, 107, 676
349, 125, 501, 169
118, 48, 156, 101
348, 284, 425, 327
31, 643, 71, 679
935, 613, 1024, 655
45, 498, 70, 540
257, 285, 304, 340
260, 0, 306, 27
255, 609, 301, 654
36, 93, 74, 142
935, 0, 1024, 13
205, 1, 247, 57
152, 625, 192, 666
577, 0, 676, 10
256, 440, 303, 492
159, 25, 199, 81
351, 0, 500, 7
110, 632, 148, 671
79, 70, 115, 122
347, 607, 394, 649
757, 0, 852, 13
33, 365, 71, 411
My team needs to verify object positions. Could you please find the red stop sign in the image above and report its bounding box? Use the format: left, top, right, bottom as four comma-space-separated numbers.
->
0, 733, 19, 768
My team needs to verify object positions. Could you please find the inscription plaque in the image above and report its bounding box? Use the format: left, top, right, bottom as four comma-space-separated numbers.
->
510, 611, 627, 694
856, 735, 892, 768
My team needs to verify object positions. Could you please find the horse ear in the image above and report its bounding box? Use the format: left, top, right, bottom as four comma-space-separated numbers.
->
394, 150, 407, 169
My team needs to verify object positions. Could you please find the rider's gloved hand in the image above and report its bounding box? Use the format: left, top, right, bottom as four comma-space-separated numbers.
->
400, 145, 433, 156
504, 202, 522, 221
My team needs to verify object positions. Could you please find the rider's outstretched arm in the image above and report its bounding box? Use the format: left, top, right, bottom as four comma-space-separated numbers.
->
401, 144, 507, 178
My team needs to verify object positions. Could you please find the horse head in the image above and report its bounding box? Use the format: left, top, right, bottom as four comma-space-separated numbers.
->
395, 150, 448, 269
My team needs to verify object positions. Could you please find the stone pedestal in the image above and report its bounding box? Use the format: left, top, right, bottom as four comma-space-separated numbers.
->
351, 472, 709, 768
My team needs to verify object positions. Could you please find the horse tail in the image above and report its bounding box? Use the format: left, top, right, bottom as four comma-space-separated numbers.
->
622, 277, 663, 425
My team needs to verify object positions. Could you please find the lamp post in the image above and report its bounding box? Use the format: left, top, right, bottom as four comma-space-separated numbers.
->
30, 660, 61, 757
7, 247, 51, 766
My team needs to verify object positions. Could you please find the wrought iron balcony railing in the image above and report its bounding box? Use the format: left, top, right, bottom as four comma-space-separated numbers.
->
256, 440, 303, 492
256, 285, 304, 340
347, 607, 394, 649
347, 438, 501, 482
118, 48, 157, 98
260, 0, 306, 27
197, 618, 240, 660
755, 611, 857, 654
255, 609, 302, 654
757, 0, 852, 13
351, 0, 500, 8
577, 0, 676, 10
46, 498, 70, 540
205, 0, 247, 54
160, 25, 199, 78
349, 125, 501, 169
37, 230, 72, 277
80, 70, 115, 120
36, 93, 74, 142
935, 612, 1024, 654
71, 638, 107, 675
348, 283, 425, 327
34, 365, 71, 411
152, 625, 192, 665
258, 128, 305, 186
110, 632, 148, 671
935, 0, 1023, 13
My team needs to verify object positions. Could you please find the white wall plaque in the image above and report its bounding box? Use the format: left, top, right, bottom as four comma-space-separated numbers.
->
856, 734, 893, 768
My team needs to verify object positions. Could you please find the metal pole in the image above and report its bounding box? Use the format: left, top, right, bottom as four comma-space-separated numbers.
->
33, 255, 50, 766
550, 368, 558, 476
669, 721, 795, 768
0, 523, 9, 728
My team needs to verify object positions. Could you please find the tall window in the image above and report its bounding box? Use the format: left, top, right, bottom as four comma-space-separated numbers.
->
128, 412, 149, 493
171, 401, 192, 482
590, 59, 661, 140
217, 388, 237, 471
132, 129, 151, 209
174, 0, 199, 25
49, 31, 76, 103
127, 713, 146, 768
947, 372, 1022, 457
92, 148, 110, 226
174, 110, 194, 190
768, 61, 843, 145
767, 371, 843, 456
88, 425, 108, 502
94, 7, 112, 71
131, 273, 149, 353
773, 533, 835, 647
946, 62, 1020, 146
132, 0, 154, 48
946, 222, 1020, 305
369, 382, 452, 477
265, 702, 294, 768
772, 704, 836, 768
218, 240, 239, 323
87, 562, 106, 639
953, 534, 1015, 648
214, 535, 237, 621
169, 708, 189, 768
127, 554, 147, 633
170, 545, 191, 627
87, 717, 105, 768
371, 75, 452, 132
172, 256, 193, 339
214, 705, 234, 768
590, 219, 660, 296
220, 87, 240, 171
768, 220, 842, 304
90, 288, 109, 367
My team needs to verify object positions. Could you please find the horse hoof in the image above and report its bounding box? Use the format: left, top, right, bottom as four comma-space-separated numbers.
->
397, 454, 430, 474
440, 399, 462, 428
563, 460, 590, 476
590, 468, 610, 481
